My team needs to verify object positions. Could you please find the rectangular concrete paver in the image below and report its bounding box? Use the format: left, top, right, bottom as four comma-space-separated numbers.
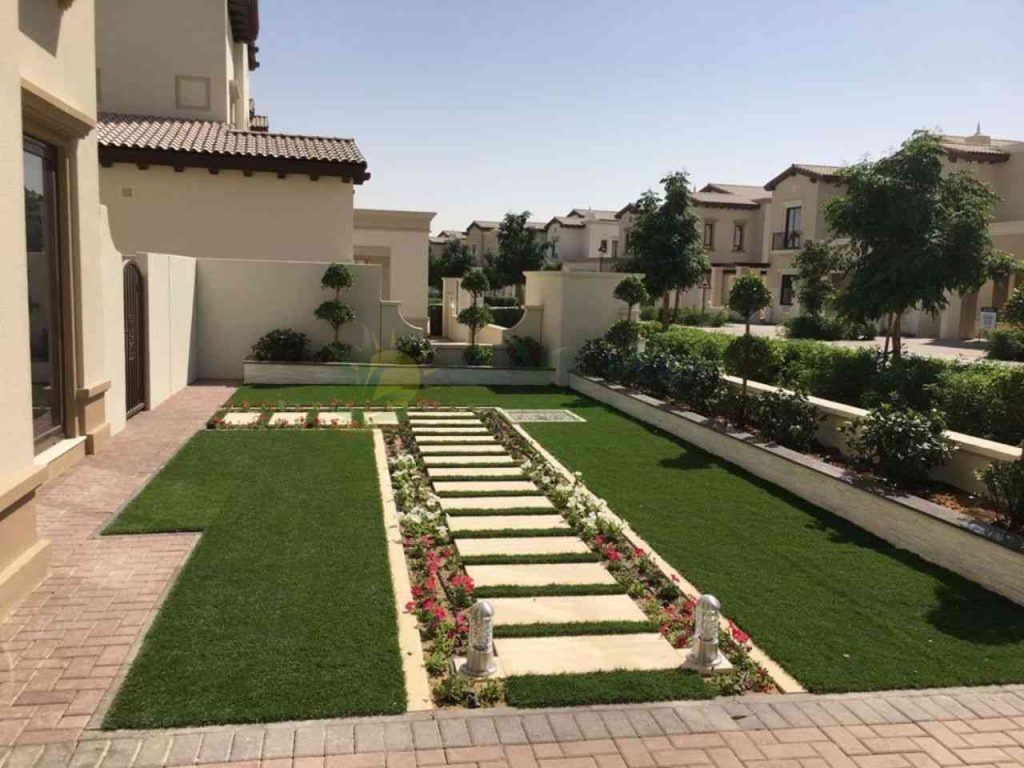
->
406, 411, 478, 418
455, 538, 590, 557
419, 445, 508, 454
466, 562, 617, 588
496, 633, 684, 675
447, 515, 569, 531
441, 496, 553, 511
221, 411, 262, 426
429, 467, 526, 479
317, 411, 353, 426
270, 411, 308, 426
435, 481, 540, 495
415, 436, 497, 444
423, 455, 519, 466
364, 412, 400, 426
488, 594, 649, 625
412, 427, 489, 434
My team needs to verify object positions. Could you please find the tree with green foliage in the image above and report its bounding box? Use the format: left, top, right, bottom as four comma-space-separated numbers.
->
613, 276, 649, 320
793, 240, 842, 319
428, 239, 475, 289
727, 274, 773, 419
619, 172, 709, 323
826, 131, 999, 361
491, 211, 554, 295
314, 262, 355, 361
457, 270, 494, 363
1002, 285, 1024, 327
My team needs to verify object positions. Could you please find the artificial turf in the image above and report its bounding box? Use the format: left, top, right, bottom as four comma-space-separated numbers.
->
459, 553, 601, 565
504, 669, 713, 708
102, 430, 406, 728
493, 621, 655, 638
473, 584, 629, 598
254, 385, 1024, 693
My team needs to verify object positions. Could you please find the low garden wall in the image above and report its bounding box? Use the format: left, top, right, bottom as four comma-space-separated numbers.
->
721, 376, 1020, 495
244, 360, 555, 386
570, 373, 1024, 607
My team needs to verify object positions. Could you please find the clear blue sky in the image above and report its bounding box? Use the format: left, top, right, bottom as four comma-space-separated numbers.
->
254, 0, 1024, 232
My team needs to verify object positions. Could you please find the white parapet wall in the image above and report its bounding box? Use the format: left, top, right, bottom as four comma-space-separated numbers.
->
721, 375, 1021, 495
244, 361, 555, 386
571, 374, 1024, 607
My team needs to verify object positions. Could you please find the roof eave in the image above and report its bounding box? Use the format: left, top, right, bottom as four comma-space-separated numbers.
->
98, 145, 370, 183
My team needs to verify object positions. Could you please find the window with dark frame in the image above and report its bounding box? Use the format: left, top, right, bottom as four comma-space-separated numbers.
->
703, 222, 715, 249
780, 274, 796, 306
23, 135, 67, 452
733, 223, 744, 251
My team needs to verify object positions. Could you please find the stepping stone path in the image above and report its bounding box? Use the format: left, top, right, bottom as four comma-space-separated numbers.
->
270, 411, 306, 426
408, 409, 686, 676
221, 411, 262, 426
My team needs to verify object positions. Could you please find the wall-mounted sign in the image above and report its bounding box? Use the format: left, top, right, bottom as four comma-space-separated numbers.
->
980, 307, 998, 332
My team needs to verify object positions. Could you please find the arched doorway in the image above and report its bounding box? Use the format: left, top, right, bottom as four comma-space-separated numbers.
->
123, 260, 147, 417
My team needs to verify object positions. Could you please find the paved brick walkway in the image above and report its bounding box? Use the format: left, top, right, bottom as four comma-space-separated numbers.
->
0, 385, 234, 750
2, 386, 1023, 768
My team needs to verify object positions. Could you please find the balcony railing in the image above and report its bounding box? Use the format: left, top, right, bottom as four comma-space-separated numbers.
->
772, 231, 801, 250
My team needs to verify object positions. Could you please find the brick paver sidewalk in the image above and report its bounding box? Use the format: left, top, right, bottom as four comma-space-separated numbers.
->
0, 385, 234, 749
2, 386, 1023, 768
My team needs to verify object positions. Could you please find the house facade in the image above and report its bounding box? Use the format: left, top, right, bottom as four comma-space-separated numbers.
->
545, 209, 620, 270
2, 0, 127, 619
617, 134, 1024, 336
464, 219, 547, 263
94, 0, 431, 327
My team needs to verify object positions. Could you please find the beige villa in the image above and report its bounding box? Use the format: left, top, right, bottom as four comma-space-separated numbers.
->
0, 0, 434, 619
545, 209, 621, 270
463, 218, 548, 262
616, 133, 1024, 335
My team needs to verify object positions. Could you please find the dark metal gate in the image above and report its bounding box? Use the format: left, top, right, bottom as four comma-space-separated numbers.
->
123, 261, 146, 418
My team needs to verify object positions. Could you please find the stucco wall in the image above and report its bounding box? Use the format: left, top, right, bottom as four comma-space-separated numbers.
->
193, 259, 388, 380
353, 208, 434, 331
100, 164, 356, 265
95, 0, 233, 123
134, 252, 197, 410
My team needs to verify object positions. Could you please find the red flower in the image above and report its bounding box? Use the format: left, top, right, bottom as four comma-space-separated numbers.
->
729, 621, 750, 644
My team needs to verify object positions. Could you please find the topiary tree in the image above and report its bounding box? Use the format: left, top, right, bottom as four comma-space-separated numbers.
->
314, 262, 355, 361
614, 276, 649, 321
457, 269, 494, 364
728, 273, 772, 335
728, 274, 773, 421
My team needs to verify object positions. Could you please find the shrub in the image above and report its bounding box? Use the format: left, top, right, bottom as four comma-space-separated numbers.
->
986, 327, 1024, 361
614, 276, 650, 317
776, 342, 878, 406
483, 295, 518, 307
640, 305, 658, 321
457, 304, 494, 340
605, 319, 640, 352
629, 351, 677, 398
506, 335, 544, 368
723, 335, 781, 383
490, 306, 525, 327
670, 307, 728, 327
463, 345, 493, 366
576, 339, 617, 377
395, 334, 435, 365
250, 328, 309, 362
783, 315, 875, 341
1002, 284, 1024, 326
978, 454, 1024, 533
932, 365, 1024, 445
646, 326, 729, 362
727, 274, 772, 329
841, 403, 954, 487
669, 357, 724, 414
315, 341, 352, 362
751, 389, 820, 451
867, 356, 950, 411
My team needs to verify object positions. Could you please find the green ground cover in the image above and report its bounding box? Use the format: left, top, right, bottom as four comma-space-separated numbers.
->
284, 385, 1024, 693
505, 669, 712, 708
103, 430, 405, 728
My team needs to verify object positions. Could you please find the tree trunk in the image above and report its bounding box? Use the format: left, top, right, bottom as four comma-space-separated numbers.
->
673, 289, 681, 318
892, 314, 903, 362
660, 292, 671, 325
881, 314, 892, 364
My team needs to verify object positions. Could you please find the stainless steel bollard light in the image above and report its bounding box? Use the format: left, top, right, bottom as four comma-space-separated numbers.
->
460, 601, 497, 677
686, 594, 728, 671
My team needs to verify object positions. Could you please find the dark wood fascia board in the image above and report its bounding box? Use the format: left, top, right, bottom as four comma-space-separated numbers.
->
945, 148, 1010, 164
695, 200, 760, 211
98, 146, 370, 183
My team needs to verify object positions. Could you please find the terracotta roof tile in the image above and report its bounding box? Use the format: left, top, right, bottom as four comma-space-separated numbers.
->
97, 114, 368, 179
692, 191, 761, 209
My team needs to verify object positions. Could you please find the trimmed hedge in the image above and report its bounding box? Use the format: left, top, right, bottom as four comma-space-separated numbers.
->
633, 326, 1024, 446
490, 306, 525, 328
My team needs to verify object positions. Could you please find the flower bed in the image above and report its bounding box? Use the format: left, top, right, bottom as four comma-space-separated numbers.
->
383, 408, 776, 708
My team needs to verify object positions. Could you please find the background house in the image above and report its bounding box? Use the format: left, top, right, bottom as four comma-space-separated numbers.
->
464, 219, 547, 263
545, 209, 620, 270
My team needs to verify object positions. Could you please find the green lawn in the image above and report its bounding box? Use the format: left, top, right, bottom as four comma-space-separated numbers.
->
102, 430, 405, 728
249, 385, 1024, 693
